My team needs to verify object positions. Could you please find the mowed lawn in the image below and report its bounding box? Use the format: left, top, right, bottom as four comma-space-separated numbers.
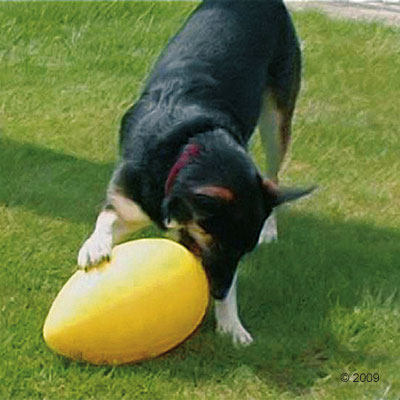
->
1, 2, 399, 399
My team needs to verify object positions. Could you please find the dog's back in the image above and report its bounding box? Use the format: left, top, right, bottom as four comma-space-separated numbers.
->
142, 0, 299, 142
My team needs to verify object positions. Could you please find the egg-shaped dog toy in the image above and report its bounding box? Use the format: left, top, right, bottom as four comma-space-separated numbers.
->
43, 239, 209, 365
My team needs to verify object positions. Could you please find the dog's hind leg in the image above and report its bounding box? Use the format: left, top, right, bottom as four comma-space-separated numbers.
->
258, 85, 300, 243
258, 38, 302, 244
257, 92, 281, 243
257, 93, 298, 243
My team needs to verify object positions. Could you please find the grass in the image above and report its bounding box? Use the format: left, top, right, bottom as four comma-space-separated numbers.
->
1, 2, 399, 399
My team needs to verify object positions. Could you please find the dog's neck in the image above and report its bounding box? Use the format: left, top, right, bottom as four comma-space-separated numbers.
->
164, 143, 201, 195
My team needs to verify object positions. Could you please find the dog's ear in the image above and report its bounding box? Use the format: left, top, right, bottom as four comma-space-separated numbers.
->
262, 179, 316, 207
192, 185, 235, 202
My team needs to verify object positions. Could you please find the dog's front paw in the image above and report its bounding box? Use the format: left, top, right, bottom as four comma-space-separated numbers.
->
217, 320, 254, 346
77, 233, 112, 269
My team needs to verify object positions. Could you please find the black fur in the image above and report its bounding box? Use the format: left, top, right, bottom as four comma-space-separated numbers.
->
112, 0, 302, 299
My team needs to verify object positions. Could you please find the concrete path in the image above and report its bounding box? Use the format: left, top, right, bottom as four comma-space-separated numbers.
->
287, 1, 400, 26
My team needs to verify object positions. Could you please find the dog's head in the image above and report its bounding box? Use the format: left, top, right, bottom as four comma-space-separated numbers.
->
162, 135, 314, 298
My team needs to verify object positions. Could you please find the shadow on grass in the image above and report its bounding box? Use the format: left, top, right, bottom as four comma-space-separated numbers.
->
0, 137, 114, 224
133, 212, 400, 394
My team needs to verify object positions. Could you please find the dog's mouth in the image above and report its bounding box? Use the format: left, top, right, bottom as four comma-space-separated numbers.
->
178, 228, 202, 257
165, 218, 212, 257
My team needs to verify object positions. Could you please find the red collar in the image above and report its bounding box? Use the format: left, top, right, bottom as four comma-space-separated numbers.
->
164, 144, 201, 195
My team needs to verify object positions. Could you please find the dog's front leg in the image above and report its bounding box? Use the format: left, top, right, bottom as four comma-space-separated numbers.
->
77, 209, 117, 268
214, 271, 253, 345
78, 193, 151, 269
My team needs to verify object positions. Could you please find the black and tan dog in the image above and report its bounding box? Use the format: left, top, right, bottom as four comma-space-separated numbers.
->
78, 0, 313, 345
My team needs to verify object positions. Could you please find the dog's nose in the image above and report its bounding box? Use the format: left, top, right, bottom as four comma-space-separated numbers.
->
211, 285, 229, 300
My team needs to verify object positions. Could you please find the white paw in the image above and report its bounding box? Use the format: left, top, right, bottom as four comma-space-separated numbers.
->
77, 233, 112, 269
217, 320, 254, 346
258, 213, 278, 244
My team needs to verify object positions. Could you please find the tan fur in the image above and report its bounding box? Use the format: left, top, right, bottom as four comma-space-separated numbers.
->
109, 192, 151, 227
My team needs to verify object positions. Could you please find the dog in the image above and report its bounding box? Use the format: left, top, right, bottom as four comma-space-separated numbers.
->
78, 0, 314, 345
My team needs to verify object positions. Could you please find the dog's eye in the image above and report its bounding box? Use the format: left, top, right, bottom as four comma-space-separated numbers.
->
193, 193, 220, 206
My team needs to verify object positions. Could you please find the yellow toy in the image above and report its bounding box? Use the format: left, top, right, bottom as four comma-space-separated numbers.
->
43, 239, 209, 365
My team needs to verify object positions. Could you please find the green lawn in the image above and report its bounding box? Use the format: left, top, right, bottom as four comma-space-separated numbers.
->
1, 2, 399, 399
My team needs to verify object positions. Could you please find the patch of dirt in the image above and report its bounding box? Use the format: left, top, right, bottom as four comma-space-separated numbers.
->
287, 1, 400, 26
